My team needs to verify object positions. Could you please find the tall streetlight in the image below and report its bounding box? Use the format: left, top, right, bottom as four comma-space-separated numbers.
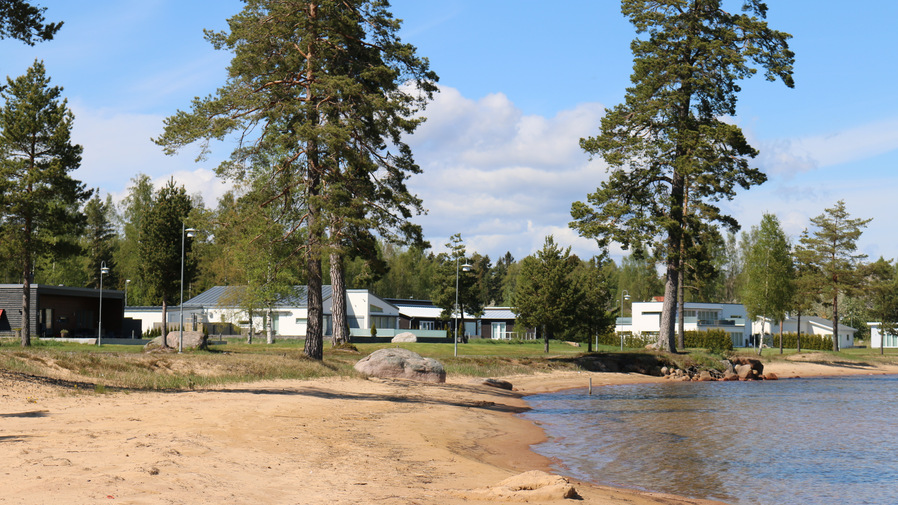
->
98, 261, 109, 346
619, 289, 630, 350
125, 279, 131, 307
179, 225, 197, 353
453, 257, 473, 357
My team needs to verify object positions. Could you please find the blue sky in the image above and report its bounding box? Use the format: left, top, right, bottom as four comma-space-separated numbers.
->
4, 1, 898, 264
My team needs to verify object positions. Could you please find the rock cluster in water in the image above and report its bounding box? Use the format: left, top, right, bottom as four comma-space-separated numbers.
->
661, 357, 777, 381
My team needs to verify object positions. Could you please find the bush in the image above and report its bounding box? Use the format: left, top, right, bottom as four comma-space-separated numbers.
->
770, 332, 833, 351
143, 327, 162, 339
684, 329, 733, 354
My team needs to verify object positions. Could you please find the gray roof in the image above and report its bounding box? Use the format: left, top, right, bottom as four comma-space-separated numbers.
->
185, 285, 333, 308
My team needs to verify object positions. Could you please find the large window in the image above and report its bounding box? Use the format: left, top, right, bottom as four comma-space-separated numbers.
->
370, 315, 396, 330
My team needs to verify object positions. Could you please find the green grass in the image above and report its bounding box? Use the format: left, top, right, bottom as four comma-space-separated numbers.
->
4, 337, 897, 392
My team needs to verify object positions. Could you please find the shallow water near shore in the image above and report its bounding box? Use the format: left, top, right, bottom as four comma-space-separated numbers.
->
522, 374, 898, 505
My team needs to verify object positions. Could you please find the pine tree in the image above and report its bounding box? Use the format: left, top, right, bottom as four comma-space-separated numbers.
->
138, 179, 194, 343
513, 236, 581, 353
570, 0, 794, 352
795, 200, 871, 351
83, 193, 118, 289
0, 0, 61, 45
155, 0, 437, 359
0, 61, 89, 345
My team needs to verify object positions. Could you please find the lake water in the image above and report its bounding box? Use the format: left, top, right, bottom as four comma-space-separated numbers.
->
521, 375, 898, 505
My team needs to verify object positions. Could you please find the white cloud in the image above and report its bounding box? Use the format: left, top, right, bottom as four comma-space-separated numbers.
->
756, 118, 898, 177
406, 86, 610, 260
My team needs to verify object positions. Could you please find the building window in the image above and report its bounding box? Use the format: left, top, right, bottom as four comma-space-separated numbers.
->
370, 315, 396, 329
420, 321, 434, 330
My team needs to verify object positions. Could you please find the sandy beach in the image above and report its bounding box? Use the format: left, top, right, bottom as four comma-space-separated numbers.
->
2, 354, 897, 505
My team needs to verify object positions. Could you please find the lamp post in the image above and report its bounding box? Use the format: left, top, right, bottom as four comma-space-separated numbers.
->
453, 257, 473, 357
619, 290, 630, 351
179, 225, 197, 353
125, 279, 131, 307
98, 261, 109, 346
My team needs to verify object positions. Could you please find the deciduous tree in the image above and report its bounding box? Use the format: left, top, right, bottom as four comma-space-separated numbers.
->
570, 0, 794, 352
741, 213, 794, 354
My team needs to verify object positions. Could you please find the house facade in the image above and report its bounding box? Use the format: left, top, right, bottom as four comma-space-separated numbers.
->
868, 322, 897, 348
752, 316, 856, 349
174, 286, 400, 338
619, 301, 750, 346
0, 284, 124, 339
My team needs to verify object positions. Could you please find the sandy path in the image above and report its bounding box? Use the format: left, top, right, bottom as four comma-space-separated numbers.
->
3, 358, 895, 504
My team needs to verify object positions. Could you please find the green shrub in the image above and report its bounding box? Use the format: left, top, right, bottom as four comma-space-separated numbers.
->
770, 332, 833, 350
684, 329, 733, 354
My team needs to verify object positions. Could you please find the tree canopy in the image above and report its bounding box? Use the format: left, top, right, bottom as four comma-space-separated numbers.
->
0, 0, 61, 45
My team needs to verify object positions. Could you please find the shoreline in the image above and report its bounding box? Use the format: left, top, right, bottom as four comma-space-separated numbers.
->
1, 358, 896, 504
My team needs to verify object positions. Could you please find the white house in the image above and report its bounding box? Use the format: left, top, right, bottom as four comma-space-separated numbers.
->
868, 322, 897, 348
619, 301, 750, 346
146, 286, 400, 338
752, 316, 856, 349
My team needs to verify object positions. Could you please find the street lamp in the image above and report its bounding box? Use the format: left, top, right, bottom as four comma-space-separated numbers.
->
98, 261, 109, 346
125, 279, 131, 307
619, 290, 630, 351
179, 225, 197, 353
453, 257, 473, 357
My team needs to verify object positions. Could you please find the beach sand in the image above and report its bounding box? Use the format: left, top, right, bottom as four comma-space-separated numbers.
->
2, 354, 896, 505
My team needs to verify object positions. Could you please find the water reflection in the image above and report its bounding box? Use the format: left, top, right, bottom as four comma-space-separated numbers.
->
522, 376, 898, 505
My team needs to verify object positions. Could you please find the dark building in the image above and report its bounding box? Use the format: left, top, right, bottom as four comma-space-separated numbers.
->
0, 284, 124, 338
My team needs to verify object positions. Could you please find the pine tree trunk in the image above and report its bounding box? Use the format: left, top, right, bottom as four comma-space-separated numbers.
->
161, 299, 169, 348
543, 324, 549, 353
677, 263, 685, 350
779, 319, 783, 354
21, 268, 31, 347
330, 252, 349, 346
797, 311, 802, 353
660, 172, 684, 353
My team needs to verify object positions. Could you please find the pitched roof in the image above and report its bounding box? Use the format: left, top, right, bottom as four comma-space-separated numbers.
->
185, 285, 332, 308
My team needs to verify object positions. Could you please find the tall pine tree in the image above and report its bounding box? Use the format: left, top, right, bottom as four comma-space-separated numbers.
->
0, 61, 89, 345
155, 0, 437, 359
570, 0, 794, 351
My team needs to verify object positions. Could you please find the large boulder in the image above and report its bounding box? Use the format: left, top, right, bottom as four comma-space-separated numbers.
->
731, 356, 764, 380
391, 332, 417, 343
458, 470, 579, 501
354, 348, 446, 383
145, 331, 208, 351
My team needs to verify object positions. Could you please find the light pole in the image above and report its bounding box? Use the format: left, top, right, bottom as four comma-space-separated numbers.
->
125, 279, 131, 307
619, 290, 630, 351
98, 261, 109, 346
179, 225, 197, 353
453, 257, 473, 357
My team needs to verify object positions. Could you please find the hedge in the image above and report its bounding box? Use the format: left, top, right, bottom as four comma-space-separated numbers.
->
762, 332, 833, 351
683, 329, 734, 354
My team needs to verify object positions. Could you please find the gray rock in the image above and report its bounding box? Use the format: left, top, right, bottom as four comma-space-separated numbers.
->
391, 332, 417, 343
469, 378, 513, 390
354, 348, 446, 383
145, 331, 207, 351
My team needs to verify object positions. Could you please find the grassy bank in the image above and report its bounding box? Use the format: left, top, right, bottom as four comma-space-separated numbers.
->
2, 337, 897, 392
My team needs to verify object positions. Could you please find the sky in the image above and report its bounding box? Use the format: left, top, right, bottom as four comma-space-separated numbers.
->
4, 0, 898, 265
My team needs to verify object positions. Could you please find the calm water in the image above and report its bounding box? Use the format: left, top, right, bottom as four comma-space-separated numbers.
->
521, 375, 898, 505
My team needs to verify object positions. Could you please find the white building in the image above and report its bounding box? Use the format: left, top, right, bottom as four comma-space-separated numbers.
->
752, 316, 856, 349
868, 322, 897, 349
619, 301, 750, 346
132, 286, 400, 338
